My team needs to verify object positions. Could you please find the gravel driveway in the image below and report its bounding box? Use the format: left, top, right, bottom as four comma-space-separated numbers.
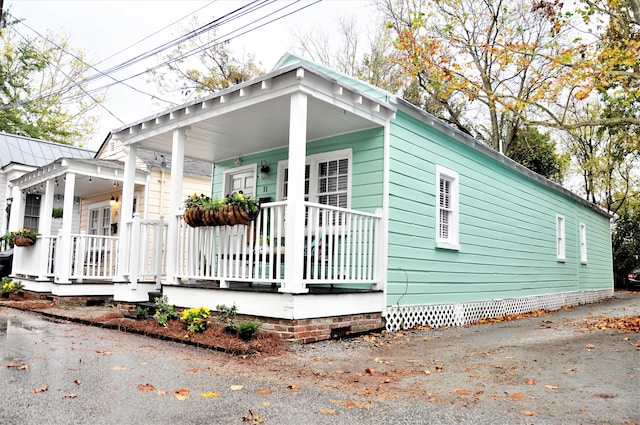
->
1, 291, 638, 424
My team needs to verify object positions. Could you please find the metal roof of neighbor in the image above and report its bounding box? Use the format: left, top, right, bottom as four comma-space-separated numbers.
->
0, 133, 95, 168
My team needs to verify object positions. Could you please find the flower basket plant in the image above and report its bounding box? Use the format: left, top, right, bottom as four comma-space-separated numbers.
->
183, 191, 259, 228
2, 229, 39, 247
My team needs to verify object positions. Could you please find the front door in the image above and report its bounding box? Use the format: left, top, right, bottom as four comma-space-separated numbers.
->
225, 168, 255, 198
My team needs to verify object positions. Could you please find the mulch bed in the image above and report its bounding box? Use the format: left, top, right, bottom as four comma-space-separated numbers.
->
1, 294, 284, 356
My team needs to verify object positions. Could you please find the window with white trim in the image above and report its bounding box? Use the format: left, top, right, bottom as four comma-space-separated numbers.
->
579, 222, 587, 264
278, 149, 351, 208
24, 194, 41, 232
88, 204, 112, 236
556, 214, 566, 261
436, 165, 460, 250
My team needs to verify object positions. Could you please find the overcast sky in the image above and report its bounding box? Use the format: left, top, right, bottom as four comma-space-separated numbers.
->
6, 0, 378, 149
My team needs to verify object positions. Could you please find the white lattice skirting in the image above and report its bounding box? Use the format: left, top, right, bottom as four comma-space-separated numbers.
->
384, 289, 614, 331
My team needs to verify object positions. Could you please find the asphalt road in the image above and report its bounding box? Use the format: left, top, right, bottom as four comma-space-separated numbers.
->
1, 291, 639, 425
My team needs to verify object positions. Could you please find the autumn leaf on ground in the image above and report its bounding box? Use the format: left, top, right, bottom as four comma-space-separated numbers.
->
509, 392, 525, 400
365, 368, 375, 374
230, 385, 244, 391
157, 390, 167, 396
455, 389, 470, 395
5, 363, 28, 370
330, 399, 374, 409
261, 401, 271, 407
187, 368, 199, 373
32, 384, 49, 393
73, 379, 81, 385
256, 389, 272, 395
63, 393, 78, 399
242, 410, 264, 424
525, 378, 536, 385
522, 410, 537, 416
585, 344, 595, 350
544, 385, 559, 390
173, 388, 190, 400
286, 384, 301, 391
320, 409, 337, 415
199, 391, 220, 398
95, 350, 113, 355
111, 366, 128, 371
138, 383, 155, 392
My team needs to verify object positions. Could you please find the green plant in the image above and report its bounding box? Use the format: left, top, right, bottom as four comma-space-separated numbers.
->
153, 295, 178, 327
180, 306, 211, 333
2, 228, 40, 245
231, 320, 262, 341
52, 207, 63, 218
215, 303, 237, 327
134, 305, 149, 319
1, 277, 23, 295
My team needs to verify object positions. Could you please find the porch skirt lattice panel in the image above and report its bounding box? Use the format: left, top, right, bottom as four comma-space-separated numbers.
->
384, 289, 613, 331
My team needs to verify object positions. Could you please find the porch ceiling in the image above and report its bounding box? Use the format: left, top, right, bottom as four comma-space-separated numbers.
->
113, 64, 396, 163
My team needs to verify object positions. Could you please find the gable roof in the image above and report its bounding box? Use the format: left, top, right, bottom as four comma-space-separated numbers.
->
0, 132, 95, 169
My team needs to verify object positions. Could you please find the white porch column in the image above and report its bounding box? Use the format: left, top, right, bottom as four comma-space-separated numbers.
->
8, 184, 24, 231
36, 180, 55, 280
56, 173, 76, 283
117, 144, 138, 282
281, 92, 308, 293
165, 127, 186, 285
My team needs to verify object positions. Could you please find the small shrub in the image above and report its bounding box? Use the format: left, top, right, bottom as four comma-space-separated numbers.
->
134, 306, 149, 319
215, 303, 237, 327
181, 306, 211, 333
1, 277, 23, 296
232, 320, 262, 341
153, 295, 178, 327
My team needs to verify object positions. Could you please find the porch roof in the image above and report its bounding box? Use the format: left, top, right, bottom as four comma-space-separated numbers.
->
11, 157, 147, 198
112, 62, 397, 163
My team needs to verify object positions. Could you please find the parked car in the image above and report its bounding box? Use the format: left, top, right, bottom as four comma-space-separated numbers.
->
627, 267, 640, 290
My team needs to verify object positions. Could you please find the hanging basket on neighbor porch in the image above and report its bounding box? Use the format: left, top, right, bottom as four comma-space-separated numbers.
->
13, 236, 35, 247
183, 192, 259, 228
2, 229, 39, 247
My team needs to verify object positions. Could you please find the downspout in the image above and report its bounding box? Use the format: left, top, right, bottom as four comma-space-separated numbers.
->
380, 119, 391, 319
159, 169, 165, 218
144, 172, 150, 220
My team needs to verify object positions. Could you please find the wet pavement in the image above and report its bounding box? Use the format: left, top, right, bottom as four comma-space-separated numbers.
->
1, 292, 639, 424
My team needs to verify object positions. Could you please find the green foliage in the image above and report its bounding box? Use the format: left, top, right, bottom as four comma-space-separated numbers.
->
1, 277, 24, 295
134, 306, 149, 319
215, 303, 237, 327
612, 211, 640, 281
0, 21, 100, 144
506, 127, 568, 183
52, 207, 64, 219
180, 306, 211, 333
153, 295, 178, 327
231, 320, 262, 341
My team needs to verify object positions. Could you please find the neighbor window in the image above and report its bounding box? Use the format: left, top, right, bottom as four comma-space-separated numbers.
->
23, 194, 41, 232
88, 204, 112, 236
436, 165, 460, 250
579, 222, 587, 264
556, 214, 566, 261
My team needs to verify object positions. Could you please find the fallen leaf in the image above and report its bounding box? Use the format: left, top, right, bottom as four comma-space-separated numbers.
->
364, 368, 375, 374
585, 344, 595, 350
242, 409, 264, 424
63, 393, 77, 399
138, 383, 155, 392
509, 392, 525, 400
320, 409, 337, 415
455, 389, 470, 395
230, 385, 244, 391
522, 410, 537, 416
157, 390, 167, 396
256, 389, 272, 395
73, 379, 81, 385
435, 364, 444, 371
95, 350, 113, 355
380, 378, 391, 384
173, 388, 190, 396
187, 368, 199, 373
261, 401, 271, 407
32, 384, 49, 393
525, 378, 536, 385
199, 391, 220, 398
544, 385, 559, 390
594, 393, 615, 399
5, 363, 28, 369
111, 366, 128, 371
286, 384, 301, 391
175, 394, 188, 401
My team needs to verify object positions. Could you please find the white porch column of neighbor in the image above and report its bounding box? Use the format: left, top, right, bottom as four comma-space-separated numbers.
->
116, 143, 138, 284
164, 127, 186, 285
36, 179, 55, 280
281, 91, 308, 293
55, 172, 76, 283
8, 184, 25, 231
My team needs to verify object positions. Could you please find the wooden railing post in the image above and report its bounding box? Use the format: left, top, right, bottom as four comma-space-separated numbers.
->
152, 216, 165, 288
129, 213, 141, 288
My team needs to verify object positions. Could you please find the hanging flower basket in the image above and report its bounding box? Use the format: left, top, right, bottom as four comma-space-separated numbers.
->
183, 192, 259, 228
13, 236, 35, 247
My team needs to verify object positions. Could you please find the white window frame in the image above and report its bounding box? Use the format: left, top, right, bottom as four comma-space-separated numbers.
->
556, 214, 566, 262
222, 164, 257, 198
435, 165, 460, 251
579, 222, 587, 264
276, 148, 352, 208
87, 200, 112, 236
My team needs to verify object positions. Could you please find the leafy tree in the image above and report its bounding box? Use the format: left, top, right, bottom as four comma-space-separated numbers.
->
505, 127, 568, 183
612, 210, 640, 287
148, 17, 263, 101
0, 16, 100, 145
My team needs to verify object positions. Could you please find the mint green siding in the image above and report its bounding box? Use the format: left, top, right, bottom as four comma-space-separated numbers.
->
386, 111, 613, 305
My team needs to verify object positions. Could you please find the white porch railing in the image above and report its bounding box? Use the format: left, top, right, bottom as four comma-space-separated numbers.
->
174, 202, 381, 289
67, 233, 119, 281
12, 235, 57, 280
122, 215, 167, 285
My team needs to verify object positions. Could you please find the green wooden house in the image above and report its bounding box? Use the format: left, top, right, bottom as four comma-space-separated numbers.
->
18, 54, 613, 342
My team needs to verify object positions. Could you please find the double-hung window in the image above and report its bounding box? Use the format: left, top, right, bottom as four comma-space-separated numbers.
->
23, 194, 41, 232
278, 149, 351, 208
579, 222, 587, 264
556, 214, 566, 262
435, 165, 460, 250
89, 204, 112, 236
